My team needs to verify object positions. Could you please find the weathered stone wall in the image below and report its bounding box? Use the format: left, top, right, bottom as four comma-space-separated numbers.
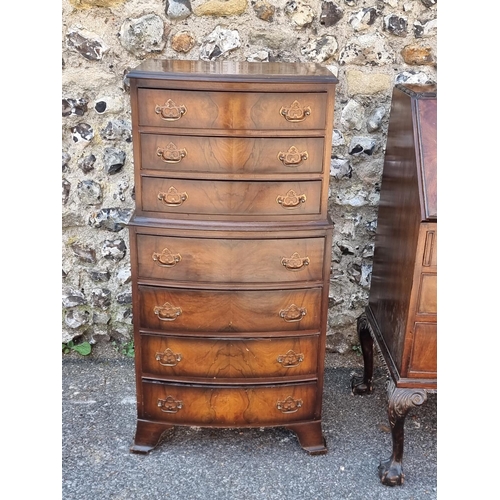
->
62, 0, 437, 354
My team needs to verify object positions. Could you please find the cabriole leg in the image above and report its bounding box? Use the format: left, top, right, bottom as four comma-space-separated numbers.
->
351, 313, 374, 395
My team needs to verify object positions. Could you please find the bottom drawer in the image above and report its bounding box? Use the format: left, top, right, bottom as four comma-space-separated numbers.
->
142, 381, 318, 426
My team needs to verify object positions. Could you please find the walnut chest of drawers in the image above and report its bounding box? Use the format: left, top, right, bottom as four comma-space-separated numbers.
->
352, 84, 437, 484
126, 59, 337, 454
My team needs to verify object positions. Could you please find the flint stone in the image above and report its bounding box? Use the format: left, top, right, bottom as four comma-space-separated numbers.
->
320, 2, 343, 27
66, 28, 108, 61
383, 14, 408, 37
100, 119, 132, 142
341, 99, 364, 131
171, 32, 196, 53
166, 0, 192, 19
332, 129, 344, 147
339, 33, 393, 66
395, 71, 434, 85
414, 18, 437, 38
103, 148, 126, 175
349, 136, 376, 156
362, 243, 374, 258
92, 312, 111, 325
94, 96, 123, 114
367, 106, 386, 132
285, 0, 315, 28
63, 152, 71, 172
301, 35, 338, 62
200, 26, 241, 60
247, 50, 269, 62
119, 14, 166, 57
401, 44, 434, 65
330, 157, 352, 179
117, 292, 132, 304
63, 179, 71, 204
194, 0, 247, 16
62, 98, 88, 117
71, 243, 97, 263
91, 288, 111, 309
64, 309, 90, 329
253, 0, 275, 21
87, 269, 111, 282
349, 8, 377, 31
88, 208, 133, 232
78, 153, 96, 173
360, 263, 372, 287
102, 239, 127, 261
77, 180, 102, 206
116, 267, 132, 285
62, 288, 87, 307
420, 0, 436, 6
71, 123, 94, 143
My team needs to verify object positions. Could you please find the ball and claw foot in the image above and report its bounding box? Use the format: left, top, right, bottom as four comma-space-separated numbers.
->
351, 374, 373, 395
378, 457, 405, 486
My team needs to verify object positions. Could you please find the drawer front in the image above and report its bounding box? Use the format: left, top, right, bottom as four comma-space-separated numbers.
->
141, 134, 325, 174
416, 273, 437, 315
141, 334, 320, 379
136, 234, 325, 283
138, 89, 327, 130
408, 322, 437, 377
142, 381, 318, 425
141, 177, 322, 216
138, 285, 322, 332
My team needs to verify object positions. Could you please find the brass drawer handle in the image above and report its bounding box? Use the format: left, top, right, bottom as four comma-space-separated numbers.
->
156, 143, 187, 164
157, 396, 183, 413
278, 146, 308, 167
279, 304, 306, 322
276, 190, 306, 209
277, 396, 303, 413
277, 350, 304, 368
281, 252, 310, 271
152, 247, 182, 267
157, 187, 188, 206
154, 99, 187, 121
280, 100, 311, 123
154, 302, 182, 321
155, 348, 182, 367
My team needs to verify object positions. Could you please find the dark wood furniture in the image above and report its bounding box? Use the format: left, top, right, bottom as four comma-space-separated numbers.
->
127, 59, 337, 454
351, 84, 437, 485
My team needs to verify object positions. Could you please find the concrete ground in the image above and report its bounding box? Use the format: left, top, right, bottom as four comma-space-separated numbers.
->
62, 349, 437, 499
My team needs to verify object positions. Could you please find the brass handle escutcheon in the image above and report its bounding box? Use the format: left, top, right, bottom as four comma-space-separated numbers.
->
155, 348, 182, 367
281, 252, 310, 271
276, 396, 303, 413
276, 190, 306, 209
278, 146, 308, 167
280, 100, 311, 123
157, 143, 187, 164
154, 302, 182, 321
157, 187, 188, 206
279, 304, 306, 322
152, 247, 182, 267
157, 396, 183, 413
277, 350, 304, 368
155, 99, 187, 121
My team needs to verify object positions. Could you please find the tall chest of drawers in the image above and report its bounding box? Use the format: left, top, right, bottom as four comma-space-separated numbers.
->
127, 60, 338, 454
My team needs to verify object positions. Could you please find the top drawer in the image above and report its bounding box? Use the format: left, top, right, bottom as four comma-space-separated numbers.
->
137, 89, 327, 131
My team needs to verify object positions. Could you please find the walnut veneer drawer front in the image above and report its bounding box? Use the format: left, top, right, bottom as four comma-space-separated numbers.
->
141, 134, 325, 174
141, 178, 322, 216
141, 334, 320, 379
142, 381, 318, 426
136, 234, 325, 283
138, 89, 327, 130
138, 286, 322, 332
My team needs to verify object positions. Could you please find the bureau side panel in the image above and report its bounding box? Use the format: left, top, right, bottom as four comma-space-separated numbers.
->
368, 89, 422, 374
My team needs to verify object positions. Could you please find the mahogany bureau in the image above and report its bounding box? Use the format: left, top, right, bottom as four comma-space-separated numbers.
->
351, 84, 437, 485
126, 59, 338, 454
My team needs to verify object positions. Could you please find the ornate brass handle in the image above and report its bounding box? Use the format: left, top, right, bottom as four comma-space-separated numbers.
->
152, 247, 182, 267
276, 190, 306, 209
278, 146, 308, 167
157, 143, 187, 164
154, 302, 182, 321
157, 187, 188, 206
155, 348, 182, 367
154, 99, 187, 121
276, 396, 303, 413
157, 396, 183, 413
280, 100, 311, 123
279, 304, 306, 322
277, 350, 304, 368
281, 252, 310, 271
